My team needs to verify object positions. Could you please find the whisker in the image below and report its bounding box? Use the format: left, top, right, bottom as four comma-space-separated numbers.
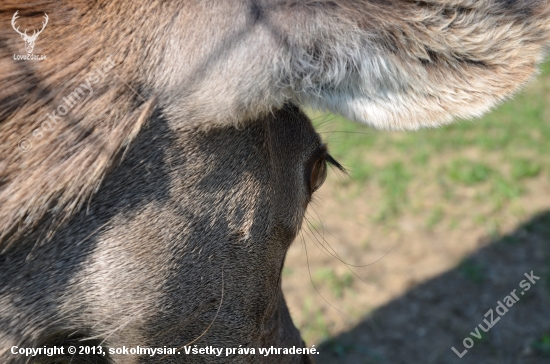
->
308, 206, 401, 268
326, 226, 401, 268
80, 305, 147, 345
166, 262, 225, 359
304, 211, 375, 287
300, 228, 349, 318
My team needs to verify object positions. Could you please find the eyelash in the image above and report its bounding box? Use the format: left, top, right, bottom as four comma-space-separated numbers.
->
306, 148, 346, 195
324, 153, 345, 173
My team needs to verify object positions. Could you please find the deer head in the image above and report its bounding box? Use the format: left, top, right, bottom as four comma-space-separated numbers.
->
1, 1, 550, 363
11, 11, 48, 54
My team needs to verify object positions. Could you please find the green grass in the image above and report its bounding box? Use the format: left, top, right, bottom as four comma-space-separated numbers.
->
447, 160, 493, 185
298, 60, 550, 352
510, 158, 542, 181
301, 297, 331, 343
308, 60, 550, 227
314, 268, 354, 299
282, 267, 294, 277
532, 334, 550, 357
458, 259, 487, 284
374, 162, 411, 221
426, 206, 444, 229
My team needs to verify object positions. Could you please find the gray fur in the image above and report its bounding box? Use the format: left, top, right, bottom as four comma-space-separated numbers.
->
1, 0, 549, 363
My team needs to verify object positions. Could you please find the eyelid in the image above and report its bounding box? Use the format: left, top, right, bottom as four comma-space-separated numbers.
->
311, 144, 328, 164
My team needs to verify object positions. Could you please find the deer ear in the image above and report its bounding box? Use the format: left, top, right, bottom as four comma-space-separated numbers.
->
276, 0, 550, 130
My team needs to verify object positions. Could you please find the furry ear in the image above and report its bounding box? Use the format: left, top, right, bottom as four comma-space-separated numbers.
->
274, 0, 550, 130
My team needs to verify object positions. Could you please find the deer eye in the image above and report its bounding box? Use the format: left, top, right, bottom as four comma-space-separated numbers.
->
310, 157, 327, 193
305, 145, 344, 196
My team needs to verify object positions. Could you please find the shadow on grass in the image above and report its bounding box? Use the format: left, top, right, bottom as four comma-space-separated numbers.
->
316, 211, 550, 364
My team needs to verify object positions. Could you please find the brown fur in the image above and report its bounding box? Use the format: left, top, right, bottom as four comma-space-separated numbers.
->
0, 1, 549, 363
1, 0, 549, 251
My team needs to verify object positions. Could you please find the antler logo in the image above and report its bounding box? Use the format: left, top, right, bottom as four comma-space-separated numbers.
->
12, 11, 48, 54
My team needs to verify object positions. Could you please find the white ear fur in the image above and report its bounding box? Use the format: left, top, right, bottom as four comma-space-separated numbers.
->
278, 0, 550, 130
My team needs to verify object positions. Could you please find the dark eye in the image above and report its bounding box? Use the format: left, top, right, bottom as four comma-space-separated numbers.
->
305, 145, 344, 195
310, 157, 327, 193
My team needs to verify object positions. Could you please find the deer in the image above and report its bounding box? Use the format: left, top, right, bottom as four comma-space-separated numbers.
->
0, 0, 549, 363
11, 11, 48, 54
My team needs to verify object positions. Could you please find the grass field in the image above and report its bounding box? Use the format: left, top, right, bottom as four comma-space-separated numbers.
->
282, 61, 550, 363
311, 61, 550, 229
